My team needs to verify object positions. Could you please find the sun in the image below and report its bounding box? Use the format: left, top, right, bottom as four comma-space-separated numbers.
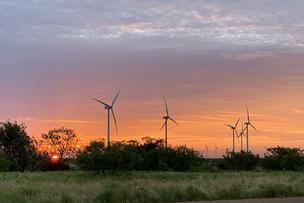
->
51, 155, 59, 162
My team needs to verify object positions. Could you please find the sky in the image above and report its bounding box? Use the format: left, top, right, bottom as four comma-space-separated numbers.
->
1, 0, 304, 157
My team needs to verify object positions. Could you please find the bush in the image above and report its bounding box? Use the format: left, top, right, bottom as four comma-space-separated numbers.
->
261, 146, 304, 171
77, 138, 203, 174
0, 152, 10, 171
76, 141, 106, 174
218, 151, 259, 171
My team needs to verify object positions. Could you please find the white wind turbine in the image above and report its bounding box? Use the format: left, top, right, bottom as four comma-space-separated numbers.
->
225, 118, 240, 152
244, 107, 257, 152
161, 97, 179, 147
93, 90, 120, 146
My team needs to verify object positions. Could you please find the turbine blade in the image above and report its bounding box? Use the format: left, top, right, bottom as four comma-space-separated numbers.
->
160, 121, 167, 130
163, 97, 169, 116
111, 90, 120, 106
93, 98, 110, 107
234, 129, 238, 136
225, 124, 234, 128
169, 117, 179, 126
236, 131, 240, 142
250, 123, 257, 132
235, 118, 240, 128
244, 125, 248, 131
246, 106, 250, 122
111, 109, 118, 133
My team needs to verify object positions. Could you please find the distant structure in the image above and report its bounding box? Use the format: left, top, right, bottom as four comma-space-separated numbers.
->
205, 145, 209, 158
225, 118, 240, 152
161, 97, 179, 147
93, 90, 120, 146
244, 107, 257, 152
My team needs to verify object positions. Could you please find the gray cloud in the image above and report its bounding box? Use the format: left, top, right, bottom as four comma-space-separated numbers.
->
0, 0, 303, 49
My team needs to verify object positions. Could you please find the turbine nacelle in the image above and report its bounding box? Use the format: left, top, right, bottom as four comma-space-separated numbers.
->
163, 116, 170, 120
104, 105, 112, 110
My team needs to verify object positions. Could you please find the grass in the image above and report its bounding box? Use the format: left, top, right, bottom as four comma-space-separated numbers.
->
0, 171, 304, 202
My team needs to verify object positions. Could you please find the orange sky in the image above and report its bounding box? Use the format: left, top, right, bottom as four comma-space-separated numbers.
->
1, 1, 304, 157
2, 50, 303, 157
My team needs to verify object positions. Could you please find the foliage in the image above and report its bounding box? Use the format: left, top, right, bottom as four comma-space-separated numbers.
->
77, 137, 202, 174
219, 151, 260, 171
0, 121, 37, 171
41, 127, 78, 159
0, 152, 10, 171
76, 141, 106, 174
261, 146, 304, 171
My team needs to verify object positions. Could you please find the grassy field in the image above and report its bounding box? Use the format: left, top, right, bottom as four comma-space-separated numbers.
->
0, 171, 304, 203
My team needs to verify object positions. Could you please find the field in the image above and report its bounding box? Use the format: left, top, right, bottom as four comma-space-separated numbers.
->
1, 171, 304, 203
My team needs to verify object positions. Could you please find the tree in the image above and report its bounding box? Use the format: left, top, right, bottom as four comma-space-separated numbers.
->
219, 151, 260, 171
261, 146, 304, 171
76, 141, 106, 174
0, 121, 37, 171
41, 127, 78, 159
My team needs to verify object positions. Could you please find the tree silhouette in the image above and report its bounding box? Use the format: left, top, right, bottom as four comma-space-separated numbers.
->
0, 121, 37, 171
41, 127, 78, 159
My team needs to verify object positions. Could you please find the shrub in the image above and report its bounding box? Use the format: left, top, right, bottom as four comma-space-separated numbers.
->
77, 138, 203, 174
76, 141, 106, 174
219, 151, 259, 171
0, 152, 10, 171
261, 146, 304, 171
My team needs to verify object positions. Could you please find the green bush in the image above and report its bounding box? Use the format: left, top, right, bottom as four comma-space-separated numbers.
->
261, 146, 304, 171
218, 151, 259, 171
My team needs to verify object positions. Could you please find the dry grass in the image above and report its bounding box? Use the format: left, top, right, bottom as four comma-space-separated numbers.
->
0, 171, 303, 202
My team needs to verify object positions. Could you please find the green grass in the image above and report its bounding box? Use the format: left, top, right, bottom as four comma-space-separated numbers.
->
0, 171, 304, 202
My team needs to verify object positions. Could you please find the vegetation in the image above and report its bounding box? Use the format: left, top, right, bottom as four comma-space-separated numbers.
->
41, 127, 78, 159
261, 146, 304, 171
0, 121, 39, 171
0, 171, 302, 203
218, 151, 260, 171
2, 120, 304, 202
77, 138, 202, 174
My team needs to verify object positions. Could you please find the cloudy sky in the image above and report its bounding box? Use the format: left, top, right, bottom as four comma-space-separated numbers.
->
1, 0, 304, 156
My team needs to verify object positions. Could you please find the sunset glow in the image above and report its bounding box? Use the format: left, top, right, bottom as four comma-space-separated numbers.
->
1, 1, 304, 157
51, 155, 59, 162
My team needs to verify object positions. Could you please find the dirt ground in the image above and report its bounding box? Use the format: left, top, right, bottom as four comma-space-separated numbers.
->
182, 197, 304, 203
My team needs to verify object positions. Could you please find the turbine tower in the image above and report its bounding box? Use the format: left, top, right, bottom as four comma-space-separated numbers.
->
161, 97, 179, 147
225, 118, 240, 152
93, 90, 120, 146
244, 107, 257, 152
239, 123, 245, 152
205, 145, 209, 158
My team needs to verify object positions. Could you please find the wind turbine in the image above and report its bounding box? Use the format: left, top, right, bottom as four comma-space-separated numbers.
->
161, 97, 179, 147
225, 118, 240, 152
93, 90, 120, 147
244, 107, 257, 152
239, 123, 245, 152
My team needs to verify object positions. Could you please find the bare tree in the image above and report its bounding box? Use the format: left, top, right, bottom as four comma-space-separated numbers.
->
41, 127, 78, 159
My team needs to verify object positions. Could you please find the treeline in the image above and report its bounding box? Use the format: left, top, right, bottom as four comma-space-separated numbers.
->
0, 120, 304, 173
77, 137, 202, 174
218, 147, 304, 171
